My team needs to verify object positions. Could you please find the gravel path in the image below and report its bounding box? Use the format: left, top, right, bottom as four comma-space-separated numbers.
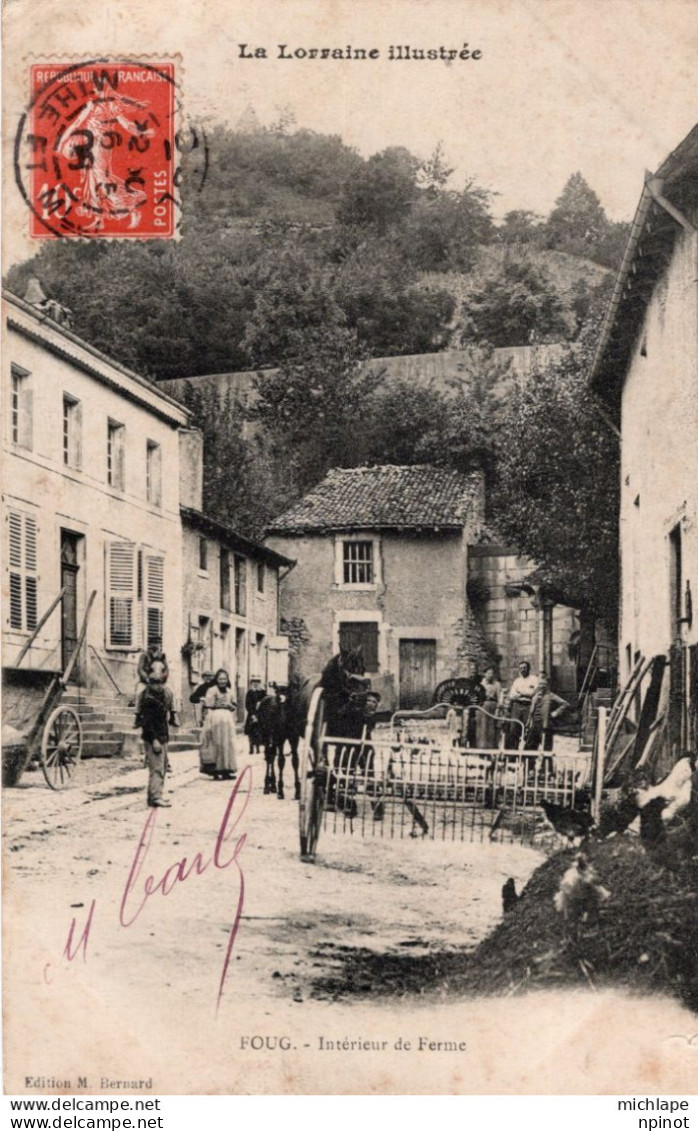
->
3, 749, 696, 1094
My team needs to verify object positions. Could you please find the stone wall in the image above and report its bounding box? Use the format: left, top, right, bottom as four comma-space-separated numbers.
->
469, 545, 579, 696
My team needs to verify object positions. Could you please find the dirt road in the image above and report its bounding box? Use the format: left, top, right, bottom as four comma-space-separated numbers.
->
3, 749, 696, 1094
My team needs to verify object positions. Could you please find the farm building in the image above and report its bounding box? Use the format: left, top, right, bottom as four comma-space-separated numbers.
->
265, 464, 579, 712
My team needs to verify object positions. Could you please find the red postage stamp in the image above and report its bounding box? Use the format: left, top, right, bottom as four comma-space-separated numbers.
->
16, 61, 179, 239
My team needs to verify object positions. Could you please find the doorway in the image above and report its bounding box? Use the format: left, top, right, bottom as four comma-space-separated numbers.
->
60, 530, 84, 681
235, 627, 246, 713
399, 639, 436, 710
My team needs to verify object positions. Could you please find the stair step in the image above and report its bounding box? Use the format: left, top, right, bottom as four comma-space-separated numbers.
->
82, 739, 125, 758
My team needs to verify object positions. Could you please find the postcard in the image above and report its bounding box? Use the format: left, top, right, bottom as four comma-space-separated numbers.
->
2, 0, 697, 1098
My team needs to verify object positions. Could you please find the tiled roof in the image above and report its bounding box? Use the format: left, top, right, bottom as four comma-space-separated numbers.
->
181, 507, 294, 569
266, 465, 482, 534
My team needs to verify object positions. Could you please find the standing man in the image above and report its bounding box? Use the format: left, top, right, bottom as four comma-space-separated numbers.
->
525, 674, 569, 752
140, 660, 178, 808
244, 676, 266, 755
134, 635, 169, 724
506, 660, 538, 749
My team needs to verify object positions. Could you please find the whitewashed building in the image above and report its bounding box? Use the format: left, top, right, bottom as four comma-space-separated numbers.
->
3, 287, 191, 696
591, 123, 698, 752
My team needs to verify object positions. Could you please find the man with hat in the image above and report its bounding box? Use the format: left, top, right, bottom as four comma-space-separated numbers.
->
244, 676, 266, 754
134, 635, 169, 727
139, 659, 178, 807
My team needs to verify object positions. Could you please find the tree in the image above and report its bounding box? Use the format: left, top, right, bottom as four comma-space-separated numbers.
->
460, 256, 568, 347
546, 172, 608, 248
334, 244, 455, 355
180, 384, 264, 536
499, 210, 544, 246
492, 331, 620, 626
397, 183, 494, 272
416, 142, 454, 196
359, 378, 452, 466
336, 146, 420, 233
417, 346, 510, 483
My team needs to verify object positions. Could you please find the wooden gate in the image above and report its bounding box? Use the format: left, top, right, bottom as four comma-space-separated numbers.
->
399, 639, 436, 710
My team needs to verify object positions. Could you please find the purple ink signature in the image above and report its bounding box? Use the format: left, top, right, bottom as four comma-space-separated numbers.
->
55, 765, 251, 1012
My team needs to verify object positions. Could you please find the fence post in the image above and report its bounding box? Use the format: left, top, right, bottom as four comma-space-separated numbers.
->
593, 706, 607, 820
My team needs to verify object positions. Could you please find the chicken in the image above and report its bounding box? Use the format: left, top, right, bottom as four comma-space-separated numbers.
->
639, 796, 668, 846
501, 877, 519, 914
639, 795, 694, 870
597, 791, 640, 837
553, 854, 610, 925
540, 799, 595, 844
636, 756, 694, 822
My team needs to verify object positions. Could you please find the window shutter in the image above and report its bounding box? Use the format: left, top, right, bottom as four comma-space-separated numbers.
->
19, 385, 33, 450
71, 401, 83, 470
24, 517, 38, 630
9, 574, 22, 630
106, 541, 136, 647
147, 443, 162, 506
8, 511, 38, 631
145, 554, 165, 645
189, 621, 202, 679
114, 426, 125, 490
239, 558, 247, 615
8, 513, 22, 569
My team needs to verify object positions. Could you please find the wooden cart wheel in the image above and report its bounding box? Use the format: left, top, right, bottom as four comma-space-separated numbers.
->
41, 706, 82, 790
299, 690, 327, 862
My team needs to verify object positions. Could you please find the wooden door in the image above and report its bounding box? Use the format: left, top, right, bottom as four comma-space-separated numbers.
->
399, 639, 436, 710
60, 531, 82, 680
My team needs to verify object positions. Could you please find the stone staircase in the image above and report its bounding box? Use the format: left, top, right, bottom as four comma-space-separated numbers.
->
61, 688, 200, 758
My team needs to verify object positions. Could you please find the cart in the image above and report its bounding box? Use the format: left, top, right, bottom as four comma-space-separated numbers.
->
2, 589, 96, 790
298, 692, 591, 861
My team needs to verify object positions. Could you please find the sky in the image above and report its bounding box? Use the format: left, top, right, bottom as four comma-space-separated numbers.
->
3, 0, 697, 266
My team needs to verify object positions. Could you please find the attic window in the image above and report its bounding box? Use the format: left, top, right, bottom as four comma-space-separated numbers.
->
343, 541, 374, 585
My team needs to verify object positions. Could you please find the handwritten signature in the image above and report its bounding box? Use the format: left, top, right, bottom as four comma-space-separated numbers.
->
52, 766, 251, 1013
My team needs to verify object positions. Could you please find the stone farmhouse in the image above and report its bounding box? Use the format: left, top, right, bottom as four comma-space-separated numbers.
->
265, 464, 578, 712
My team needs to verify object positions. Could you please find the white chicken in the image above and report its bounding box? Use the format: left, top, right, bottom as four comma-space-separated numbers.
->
636, 756, 694, 822
553, 854, 611, 926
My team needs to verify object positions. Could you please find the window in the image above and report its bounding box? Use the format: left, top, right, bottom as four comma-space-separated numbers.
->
234, 555, 247, 616
11, 366, 32, 449
146, 440, 162, 506
198, 537, 208, 572
220, 548, 231, 610
669, 523, 682, 633
106, 541, 137, 648
63, 394, 82, 469
105, 541, 164, 649
256, 632, 266, 678
257, 561, 265, 594
107, 420, 125, 490
343, 540, 374, 585
145, 554, 164, 646
8, 510, 38, 632
338, 621, 379, 672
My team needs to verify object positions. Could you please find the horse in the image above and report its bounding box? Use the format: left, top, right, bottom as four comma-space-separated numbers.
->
294, 649, 429, 834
